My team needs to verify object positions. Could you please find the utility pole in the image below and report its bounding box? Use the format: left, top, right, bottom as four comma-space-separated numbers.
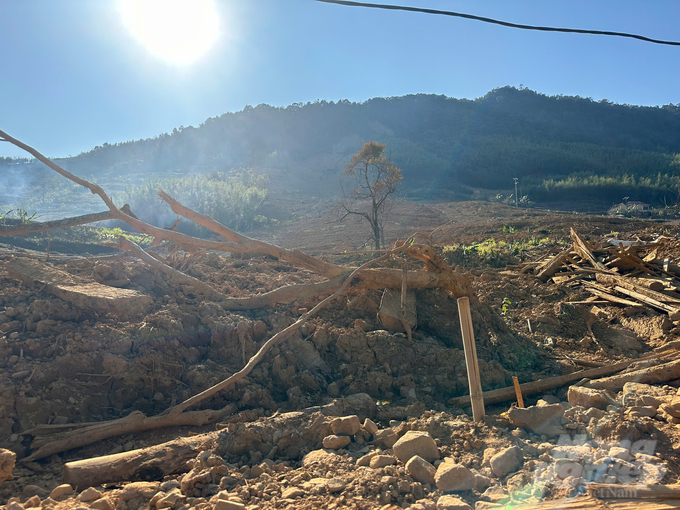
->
513, 177, 519, 207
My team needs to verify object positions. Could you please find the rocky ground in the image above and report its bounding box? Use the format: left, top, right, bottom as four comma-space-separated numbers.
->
1, 202, 680, 509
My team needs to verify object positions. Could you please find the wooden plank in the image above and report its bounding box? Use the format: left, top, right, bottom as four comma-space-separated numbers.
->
584, 286, 645, 308
612, 286, 680, 320
596, 273, 680, 305
536, 248, 572, 282
571, 228, 610, 272
457, 297, 485, 422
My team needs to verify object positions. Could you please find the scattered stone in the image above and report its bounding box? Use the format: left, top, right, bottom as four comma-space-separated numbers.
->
322, 434, 351, 449
393, 430, 439, 463
374, 428, 399, 448
49, 484, 74, 500
490, 446, 522, 478
23, 495, 41, 508
370, 454, 398, 468
435, 461, 475, 491
436, 494, 473, 510
326, 478, 347, 493
567, 386, 615, 410
0, 448, 16, 483
90, 499, 115, 510
282, 487, 305, 499
406, 455, 436, 485
507, 404, 565, 436
480, 485, 509, 503
302, 449, 339, 467
330, 415, 361, 436
78, 487, 102, 502
363, 418, 379, 435
214, 500, 245, 510
621, 382, 666, 408
660, 397, 680, 418
159, 479, 181, 492
357, 451, 379, 466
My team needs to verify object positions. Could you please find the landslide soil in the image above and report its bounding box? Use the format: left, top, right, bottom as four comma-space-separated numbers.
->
2, 200, 680, 507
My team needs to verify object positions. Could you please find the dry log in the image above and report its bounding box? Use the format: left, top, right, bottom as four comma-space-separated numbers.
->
449, 359, 636, 407
24, 406, 233, 462
588, 358, 680, 391
62, 432, 216, 487
0, 210, 115, 236
587, 484, 680, 500
157, 189, 343, 278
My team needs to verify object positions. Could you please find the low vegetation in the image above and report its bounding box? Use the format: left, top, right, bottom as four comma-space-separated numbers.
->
116, 169, 269, 237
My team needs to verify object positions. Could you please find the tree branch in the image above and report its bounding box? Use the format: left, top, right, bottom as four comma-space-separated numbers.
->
0, 210, 115, 236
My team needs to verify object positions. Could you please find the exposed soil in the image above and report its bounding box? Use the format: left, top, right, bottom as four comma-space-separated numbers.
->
2, 202, 680, 509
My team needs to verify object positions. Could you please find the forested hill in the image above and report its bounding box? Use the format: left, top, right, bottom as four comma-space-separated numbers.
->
4, 86, 680, 206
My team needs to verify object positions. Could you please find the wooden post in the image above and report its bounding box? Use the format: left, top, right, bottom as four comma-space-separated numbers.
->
512, 376, 525, 408
457, 297, 485, 422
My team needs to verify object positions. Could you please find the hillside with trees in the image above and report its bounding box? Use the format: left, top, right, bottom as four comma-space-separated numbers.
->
2, 86, 680, 216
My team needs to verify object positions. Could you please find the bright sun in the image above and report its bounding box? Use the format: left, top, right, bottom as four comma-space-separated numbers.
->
118, 0, 219, 66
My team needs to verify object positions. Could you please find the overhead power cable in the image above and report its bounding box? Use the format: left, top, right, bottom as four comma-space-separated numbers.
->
315, 0, 680, 46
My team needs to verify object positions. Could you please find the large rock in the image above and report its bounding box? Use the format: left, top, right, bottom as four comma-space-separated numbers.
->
434, 461, 475, 491
406, 455, 436, 485
436, 495, 472, 510
507, 404, 564, 436
489, 446, 522, 478
331, 415, 361, 436
393, 430, 439, 463
0, 448, 15, 483
378, 288, 417, 332
568, 386, 614, 410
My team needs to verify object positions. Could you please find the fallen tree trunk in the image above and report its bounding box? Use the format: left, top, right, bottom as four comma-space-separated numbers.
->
62, 432, 216, 487
24, 407, 233, 462
588, 358, 680, 391
449, 359, 638, 407
0, 210, 115, 236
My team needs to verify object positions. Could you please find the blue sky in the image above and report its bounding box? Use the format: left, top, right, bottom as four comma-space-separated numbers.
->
1, 0, 679, 158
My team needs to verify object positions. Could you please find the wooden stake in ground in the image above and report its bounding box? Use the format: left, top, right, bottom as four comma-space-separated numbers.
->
457, 296, 485, 422
512, 376, 525, 408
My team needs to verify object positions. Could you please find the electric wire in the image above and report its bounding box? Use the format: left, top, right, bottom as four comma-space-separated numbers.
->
315, 0, 680, 46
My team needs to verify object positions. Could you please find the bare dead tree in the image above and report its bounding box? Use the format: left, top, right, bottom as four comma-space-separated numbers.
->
340, 141, 402, 250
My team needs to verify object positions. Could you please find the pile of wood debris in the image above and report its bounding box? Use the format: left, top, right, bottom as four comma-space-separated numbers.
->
511, 228, 680, 324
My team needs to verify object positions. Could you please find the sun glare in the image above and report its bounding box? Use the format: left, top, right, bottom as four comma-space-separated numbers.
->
118, 0, 219, 66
